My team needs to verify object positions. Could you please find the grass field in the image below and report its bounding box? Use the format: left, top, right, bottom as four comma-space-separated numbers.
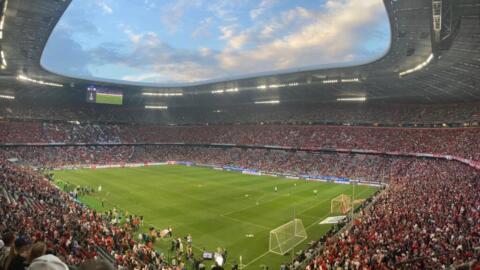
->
52, 165, 378, 269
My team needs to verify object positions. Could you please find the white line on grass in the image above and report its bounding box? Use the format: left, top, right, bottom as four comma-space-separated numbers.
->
297, 184, 372, 216
220, 214, 270, 230
244, 250, 271, 268
220, 193, 277, 217
221, 184, 314, 217
296, 195, 334, 216
296, 213, 321, 220
305, 213, 330, 230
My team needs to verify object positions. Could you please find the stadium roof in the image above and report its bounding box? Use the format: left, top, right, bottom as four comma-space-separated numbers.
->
0, 0, 479, 106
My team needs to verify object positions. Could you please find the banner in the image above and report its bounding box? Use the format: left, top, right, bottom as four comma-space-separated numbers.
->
242, 169, 262, 176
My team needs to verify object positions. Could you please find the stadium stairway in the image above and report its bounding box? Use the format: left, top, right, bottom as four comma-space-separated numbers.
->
0, 186, 11, 204
8, 192, 16, 204
33, 200, 45, 211
23, 196, 44, 211
95, 246, 115, 265
24, 196, 35, 209
5, 188, 17, 205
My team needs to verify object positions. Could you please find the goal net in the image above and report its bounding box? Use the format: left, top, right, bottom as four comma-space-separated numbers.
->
269, 219, 307, 255
331, 194, 352, 214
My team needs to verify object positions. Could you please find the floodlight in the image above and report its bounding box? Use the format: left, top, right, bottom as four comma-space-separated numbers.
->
336, 97, 366, 102
1, 50, 6, 67
142, 92, 183, 97
322, 79, 338, 84
17, 75, 63, 87
0, 0, 8, 39
0, 94, 14, 100
145, 105, 168, 110
254, 100, 280, 104
399, 53, 434, 77
341, 78, 360, 83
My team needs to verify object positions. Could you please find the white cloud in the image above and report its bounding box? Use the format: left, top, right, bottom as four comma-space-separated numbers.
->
104, 27, 219, 83
192, 18, 213, 39
122, 73, 161, 82
124, 29, 143, 44
199, 47, 211, 57
218, 0, 387, 73
207, 0, 243, 22
250, 0, 277, 19
123, 62, 218, 83
88, 0, 388, 84
150, 62, 218, 82
161, 0, 203, 33
219, 25, 236, 40
259, 23, 278, 39
122, 26, 160, 46
227, 31, 249, 50
97, 1, 113, 14
144, 0, 156, 10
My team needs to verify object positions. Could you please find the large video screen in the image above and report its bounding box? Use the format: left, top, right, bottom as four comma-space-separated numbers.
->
86, 86, 123, 105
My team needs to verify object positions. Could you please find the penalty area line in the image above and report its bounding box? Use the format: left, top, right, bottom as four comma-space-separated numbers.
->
305, 213, 330, 230
244, 250, 271, 268
220, 214, 271, 230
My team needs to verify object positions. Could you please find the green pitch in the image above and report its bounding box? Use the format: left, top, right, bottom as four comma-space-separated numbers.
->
52, 165, 378, 269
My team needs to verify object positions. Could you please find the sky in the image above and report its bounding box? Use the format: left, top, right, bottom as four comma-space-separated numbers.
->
41, 0, 391, 86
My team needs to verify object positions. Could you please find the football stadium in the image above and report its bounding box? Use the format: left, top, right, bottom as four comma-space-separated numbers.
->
0, 0, 479, 270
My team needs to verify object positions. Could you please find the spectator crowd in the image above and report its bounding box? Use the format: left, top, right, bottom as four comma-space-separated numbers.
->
1, 100, 480, 126
0, 145, 421, 183
305, 159, 480, 270
0, 144, 479, 269
1, 121, 479, 161
0, 161, 185, 270
0, 114, 479, 270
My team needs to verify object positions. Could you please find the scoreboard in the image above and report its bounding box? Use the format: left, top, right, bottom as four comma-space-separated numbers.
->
86, 85, 123, 105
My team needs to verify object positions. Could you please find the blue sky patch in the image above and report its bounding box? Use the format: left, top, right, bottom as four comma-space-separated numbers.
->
41, 0, 390, 85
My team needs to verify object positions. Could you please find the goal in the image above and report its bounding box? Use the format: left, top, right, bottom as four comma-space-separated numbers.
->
330, 194, 352, 214
269, 219, 307, 255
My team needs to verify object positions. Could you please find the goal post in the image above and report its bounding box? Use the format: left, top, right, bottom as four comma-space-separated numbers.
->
330, 194, 352, 214
269, 219, 307, 255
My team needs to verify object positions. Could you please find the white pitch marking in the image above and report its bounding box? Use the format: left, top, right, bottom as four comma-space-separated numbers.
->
244, 251, 270, 268
220, 214, 270, 230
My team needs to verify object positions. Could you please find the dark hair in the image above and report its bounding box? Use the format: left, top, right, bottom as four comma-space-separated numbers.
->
14, 237, 31, 251
2, 232, 16, 246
